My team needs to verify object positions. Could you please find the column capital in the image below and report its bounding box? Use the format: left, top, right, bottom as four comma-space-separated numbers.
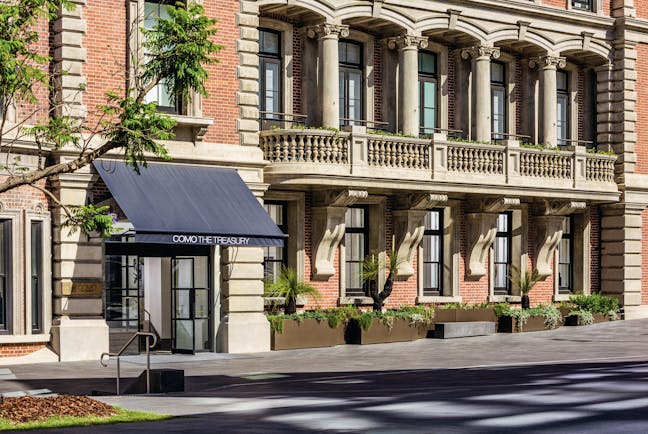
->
386, 34, 428, 50
460, 45, 500, 61
528, 55, 566, 69
306, 23, 349, 40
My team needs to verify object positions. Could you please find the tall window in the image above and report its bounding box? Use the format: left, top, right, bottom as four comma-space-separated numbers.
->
558, 216, 573, 294
557, 70, 570, 146
259, 29, 282, 129
572, 0, 593, 11
493, 213, 511, 295
339, 40, 363, 127
31, 221, 43, 333
491, 61, 506, 140
422, 210, 443, 296
345, 207, 368, 297
263, 202, 287, 283
0, 220, 9, 332
143, 0, 178, 113
419, 51, 438, 136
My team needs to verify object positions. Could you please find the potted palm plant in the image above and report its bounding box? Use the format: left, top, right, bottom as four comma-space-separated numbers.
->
362, 250, 399, 312
264, 266, 321, 314
509, 266, 543, 309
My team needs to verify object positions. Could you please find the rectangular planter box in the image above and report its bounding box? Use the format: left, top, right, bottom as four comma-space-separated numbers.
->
434, 308, 497, 323
563, 313, 610, 326
498, 315, 553, 333
271, 318, 346, 350
346, 318, 429, 345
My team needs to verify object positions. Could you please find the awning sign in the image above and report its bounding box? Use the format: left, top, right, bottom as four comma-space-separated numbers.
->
135, 233, 283, 246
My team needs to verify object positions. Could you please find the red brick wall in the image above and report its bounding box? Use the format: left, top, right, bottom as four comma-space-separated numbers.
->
459, 204, 489, 304
0, 178, 49, 211
603, 0, 612, 16
16, 18, 50, 125
590, 207, 600, 294
637, 0, 648, 19
0, 343, 46, 358
543, 0, 566, 8
636, 44, 648, 174
528, 213, 555, 305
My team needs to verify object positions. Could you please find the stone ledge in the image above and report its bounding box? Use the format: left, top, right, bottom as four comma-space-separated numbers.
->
434, 322, 496, 339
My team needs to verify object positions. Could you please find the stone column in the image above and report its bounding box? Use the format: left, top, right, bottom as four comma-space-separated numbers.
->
388, 35, 429, 136
461, 46, 500, 142
218, 246, 269, 353
50, 170, 108, 362
307, 23, 349, 129
530, 55, 566, 147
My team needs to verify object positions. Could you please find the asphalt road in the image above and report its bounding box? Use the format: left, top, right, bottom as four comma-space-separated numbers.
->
5, 319, 648, 433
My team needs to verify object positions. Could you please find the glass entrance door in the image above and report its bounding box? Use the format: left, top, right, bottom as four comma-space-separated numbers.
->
171, 256, 210, 354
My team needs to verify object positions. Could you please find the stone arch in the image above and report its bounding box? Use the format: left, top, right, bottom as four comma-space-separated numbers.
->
337, 5, 414, 34
488, 28, 554, 54
555, 37, 612, 65
258, 0, 334, 22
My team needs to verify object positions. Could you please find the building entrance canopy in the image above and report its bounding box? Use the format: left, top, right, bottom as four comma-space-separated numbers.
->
94, 161, 285, 247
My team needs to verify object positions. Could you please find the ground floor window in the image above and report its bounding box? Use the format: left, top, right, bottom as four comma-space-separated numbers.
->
105, 252, 140, 331
422, 210, 443, 296
263, 202, 287, 282
493, 212, 512, 295
558, 216, 573, 294
30, 221, 43, 333
345, 206, 368, 297
0, 220, 9, 332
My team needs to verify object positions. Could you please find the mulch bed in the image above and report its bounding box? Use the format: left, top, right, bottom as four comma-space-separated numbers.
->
0, 395, 116, 423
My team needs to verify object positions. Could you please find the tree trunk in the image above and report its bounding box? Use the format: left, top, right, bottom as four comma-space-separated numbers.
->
369, 273, 394, 312
521, 294, 530, 309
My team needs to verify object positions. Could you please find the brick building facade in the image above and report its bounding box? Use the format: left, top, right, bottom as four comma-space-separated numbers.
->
1, 0, 648, 360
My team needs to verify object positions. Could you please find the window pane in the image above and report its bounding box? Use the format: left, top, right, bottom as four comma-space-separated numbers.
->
260, 30, 279, 55
557, 94, 569, 142
491, 62, 505, 83
31, 222, 42, 332
418, 52, 436, 75
264, 62, 281, 114
346, 208, 365, 228
557, 71, 568, 91
559, 239, 571, 263
492, 87, 506, 136
495, 264, 508, 288
420, 80, 437, 131
0, 221, 7, 330
562, 216, 571, 234
497, 214, 508, 232
348, 72, 362, 122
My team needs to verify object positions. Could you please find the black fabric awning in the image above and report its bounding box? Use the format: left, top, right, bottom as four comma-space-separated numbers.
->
94, 161, 285, 247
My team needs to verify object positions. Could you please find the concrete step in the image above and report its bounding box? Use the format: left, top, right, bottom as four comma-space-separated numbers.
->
434, 321, 496, 339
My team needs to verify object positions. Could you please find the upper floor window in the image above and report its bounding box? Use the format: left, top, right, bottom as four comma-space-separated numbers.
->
557, 70, 570, 146
143, 0, 179, 114
345, 206, 368, 297
0, 220, 9, 332
339, 40, 363, 127
259, 29, 282, 129
418, 51, 438, 136
422, 210, 443, 296
558, 216, 573, 294
493, 212, 511, 295
491, 61, 506, 140
572, 0, 593, 11
263, 202, 287, 283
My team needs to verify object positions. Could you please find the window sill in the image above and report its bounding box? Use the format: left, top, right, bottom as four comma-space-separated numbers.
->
417, 296, 461, 304
489, 295, 521, 303
263, 296, 307, 306
554, 293, 572, 302
0, 333, 50, 344
339, 296, 373, 306
168, 114, 213, 142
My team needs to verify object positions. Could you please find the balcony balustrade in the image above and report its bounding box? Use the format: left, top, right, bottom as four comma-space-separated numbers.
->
260, 127, 617, 198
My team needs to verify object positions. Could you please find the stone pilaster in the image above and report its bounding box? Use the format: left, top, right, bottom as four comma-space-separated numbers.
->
529, 55, 566, 147
461, 46, 500, 142
609, 40, 637, 177
611, 0, 635, 17
50, 169, 108, 361
237, 0, 261, 146
387, 35, 429, 136
307, 23, 350, 129
218, 246, 269, 353
52, 0, 87, 119
600, 204, 643, 309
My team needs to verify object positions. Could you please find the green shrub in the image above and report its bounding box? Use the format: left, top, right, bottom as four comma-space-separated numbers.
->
267, 307, 360, 334
497, 304, 561, 332
568, 294, 619, 316
569, 309, 595, 326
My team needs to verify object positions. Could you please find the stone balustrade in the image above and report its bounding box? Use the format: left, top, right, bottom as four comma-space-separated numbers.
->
260, 127, 618, 199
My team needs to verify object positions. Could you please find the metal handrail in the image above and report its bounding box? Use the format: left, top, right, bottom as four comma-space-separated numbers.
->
100, 331, 157, 396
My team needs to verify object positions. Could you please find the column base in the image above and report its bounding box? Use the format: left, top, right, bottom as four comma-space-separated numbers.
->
624, 305, 648, 320
51, 317, 109, 362
217, 312, 270, 353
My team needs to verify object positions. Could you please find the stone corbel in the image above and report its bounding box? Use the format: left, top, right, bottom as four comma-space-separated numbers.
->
311, 189, 368, 279
517, 21, 530, 41
581, 32, 593, 51
536, 200, 586, 216
447, 9, 461, 30
534, 215, 564, 277
466, 213, 499, 277
393, 194, 448, 277
483, 197, 520, 213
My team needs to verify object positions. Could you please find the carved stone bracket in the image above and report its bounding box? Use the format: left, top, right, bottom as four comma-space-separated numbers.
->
466, 213, 499, 277
461, 45, 501, 61
311, 189, 368, 279
447, 9, 462, 30
534, 215, 564, 277
483, 197, 520, 213
536, 200, 587, 216
518, 21, 530, 41
392, 194, 448, 277
306, 23, 350, 40
386, 35, 429, 51
528, 55, 566, 69
393, 193, 448, 211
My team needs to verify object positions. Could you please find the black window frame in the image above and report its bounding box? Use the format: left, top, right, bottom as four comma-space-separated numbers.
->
557, 69, 570, 146
263, 201, 288, 283
339, 39, 364, 127
572, 0, 593, 12
422, 209, 444, 297
491, 61, 507, 140
418, 51, 438, 136
30, 220, 43, 334
493, 212, 512, 296
0, 220, 10, 333
259, 28, 283, 129
558, 216, 574, 295
345, 205, 369, 297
